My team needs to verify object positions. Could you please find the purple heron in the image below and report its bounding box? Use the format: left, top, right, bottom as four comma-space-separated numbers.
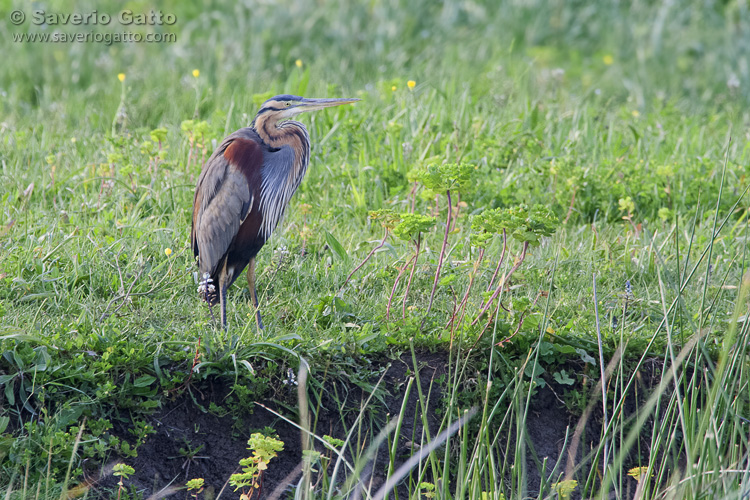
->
191, 95, 359, 328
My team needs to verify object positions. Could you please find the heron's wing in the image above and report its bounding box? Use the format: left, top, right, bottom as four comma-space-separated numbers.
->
191, 131, 263, 276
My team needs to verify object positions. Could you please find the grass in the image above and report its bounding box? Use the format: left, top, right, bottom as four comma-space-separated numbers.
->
1, 0, 750, 498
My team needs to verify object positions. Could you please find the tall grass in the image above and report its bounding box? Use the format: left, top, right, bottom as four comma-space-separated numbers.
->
254, 186, 749, 499
2, 0, 750, 497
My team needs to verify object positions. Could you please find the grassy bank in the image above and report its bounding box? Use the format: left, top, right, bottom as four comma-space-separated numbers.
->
1, 0, 749, 498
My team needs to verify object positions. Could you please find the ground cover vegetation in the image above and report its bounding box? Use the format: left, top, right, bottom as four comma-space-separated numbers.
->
1, 0, 750, 498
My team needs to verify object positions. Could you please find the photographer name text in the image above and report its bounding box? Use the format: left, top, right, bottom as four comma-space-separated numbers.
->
24, 10, 176, 26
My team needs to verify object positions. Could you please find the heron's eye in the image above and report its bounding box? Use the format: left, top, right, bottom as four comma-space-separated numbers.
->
285, 102, 292, 107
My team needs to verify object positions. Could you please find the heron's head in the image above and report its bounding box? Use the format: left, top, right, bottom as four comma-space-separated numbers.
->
256, 94, 360, 122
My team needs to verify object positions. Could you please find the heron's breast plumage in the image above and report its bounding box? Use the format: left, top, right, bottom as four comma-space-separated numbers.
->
257, 121, 310, 239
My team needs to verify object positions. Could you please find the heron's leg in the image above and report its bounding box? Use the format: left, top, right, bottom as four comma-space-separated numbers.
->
219, 268, 229, 331
247, 258, 264, 330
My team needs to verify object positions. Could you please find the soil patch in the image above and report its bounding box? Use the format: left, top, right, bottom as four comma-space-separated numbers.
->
90, 352, 659, 499
94, 352, 446, 498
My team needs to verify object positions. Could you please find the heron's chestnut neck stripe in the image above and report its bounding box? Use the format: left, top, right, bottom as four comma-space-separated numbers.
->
253, 112, 310, 157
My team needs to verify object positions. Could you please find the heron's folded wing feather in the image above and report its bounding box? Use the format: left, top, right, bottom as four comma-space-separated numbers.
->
192, 135, 261, 275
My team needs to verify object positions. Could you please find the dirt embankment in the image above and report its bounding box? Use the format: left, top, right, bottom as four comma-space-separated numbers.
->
92, 352, 658, 499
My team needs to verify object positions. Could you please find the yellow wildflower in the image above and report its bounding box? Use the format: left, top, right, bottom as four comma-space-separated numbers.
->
632, 110, 640, 117
407, 80, 416, 89
118, 73, 126, 82
192, 69, 200, 78
603, 55, 614, 65
164, 248, 172, 256
295, 59, 302, 68
391, 85, 397, 91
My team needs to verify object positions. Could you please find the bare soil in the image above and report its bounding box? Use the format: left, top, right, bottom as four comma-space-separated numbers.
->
89, 351, 658, 499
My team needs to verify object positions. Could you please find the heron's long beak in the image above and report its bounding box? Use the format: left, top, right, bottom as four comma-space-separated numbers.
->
298, 97, 360, 112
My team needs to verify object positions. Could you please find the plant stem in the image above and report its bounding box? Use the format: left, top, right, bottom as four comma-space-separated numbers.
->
409, 181, 418, 213
387, 253, 416, 321
186, 138, 194, 174
493, 290, 542, 346
340, 229, 388, 292
168, 336, 202, 396
451, 191, 461, 231
592, 273, 609, 472
424, 189, 452, 320
486, 229, 507, 292
111, 80, 126, 136
200, 135, 207, 169
402, 234, 421, 319
472, 240, 528, 326
563, 185, 578, 224
447, 246, 484, 330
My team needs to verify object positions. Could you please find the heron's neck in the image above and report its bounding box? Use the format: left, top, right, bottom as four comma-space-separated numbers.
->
253, 114, 309, 151
253, 114, 311, 186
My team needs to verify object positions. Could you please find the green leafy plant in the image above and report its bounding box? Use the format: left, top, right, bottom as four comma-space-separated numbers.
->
473, 204, 558, 327
301, 434, 346, 493
186, 477, 205, 499
140, 127, 169, 174
552, 479, 578, 500
172, 437, 207, 480
128, 420, 155, 453
420, 481, 437, 498
181, 119, 214, 171
0, 344, 51, 414
228, 433, 285, 497
112, 463, 135, 500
